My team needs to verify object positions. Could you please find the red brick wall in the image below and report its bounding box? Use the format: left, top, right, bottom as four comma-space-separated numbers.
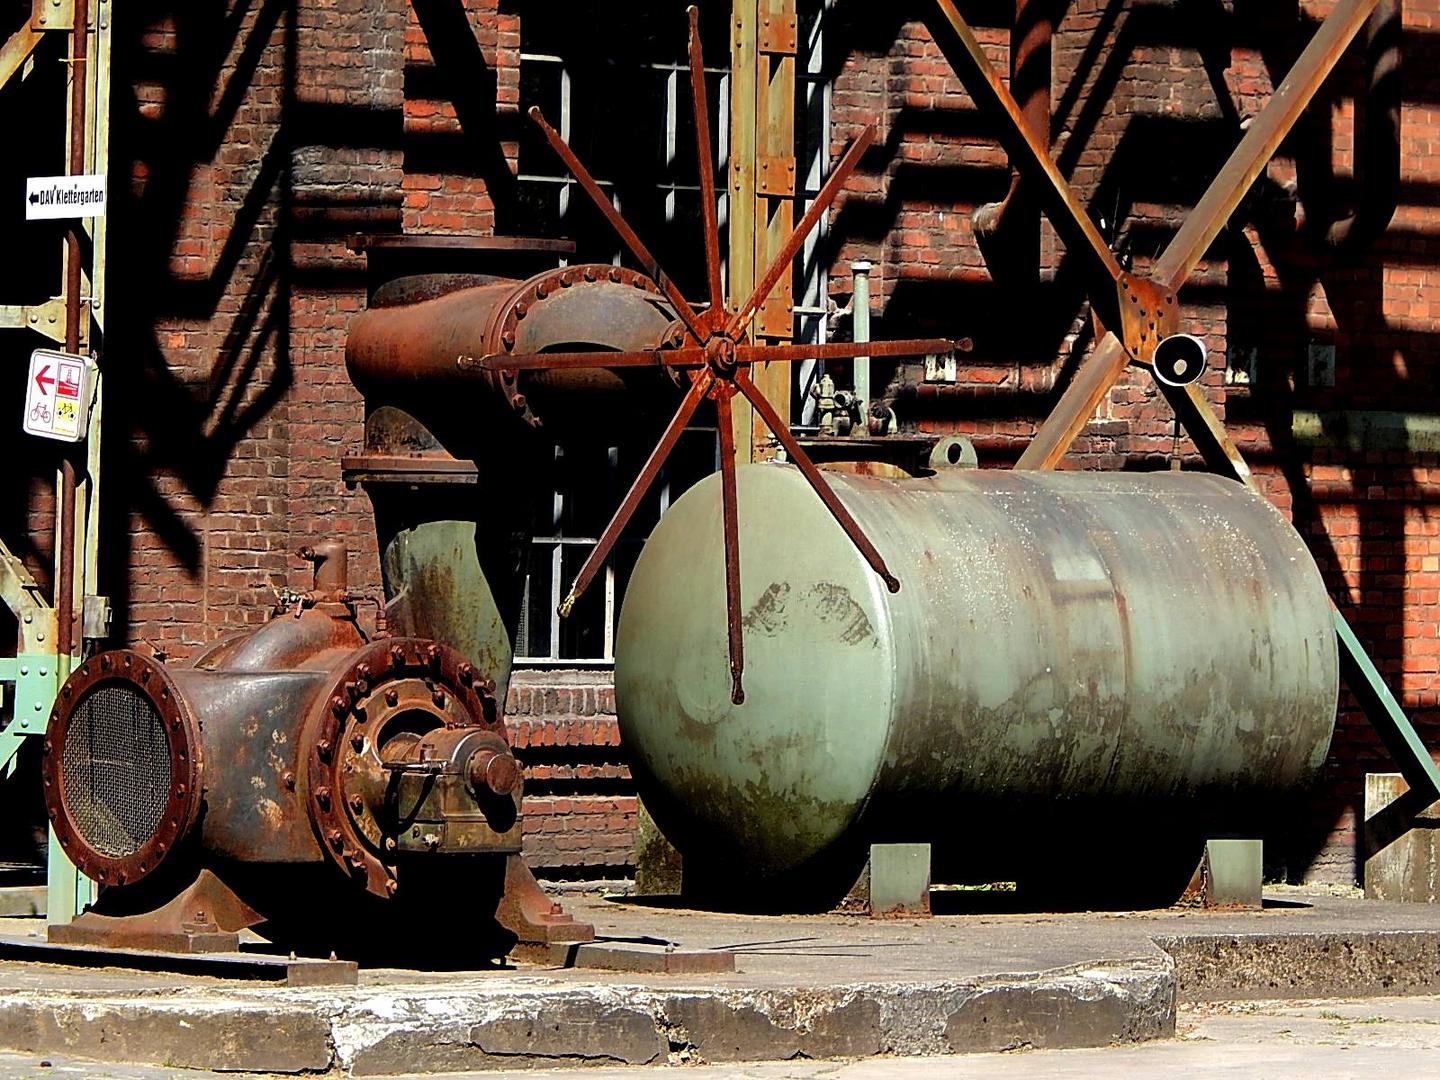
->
40, 0, 1437, 884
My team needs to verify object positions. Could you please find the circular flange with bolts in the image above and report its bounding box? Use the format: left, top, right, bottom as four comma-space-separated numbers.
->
41, 650, 204, 888
484, 265, 664, 427
303, 638, 504, 898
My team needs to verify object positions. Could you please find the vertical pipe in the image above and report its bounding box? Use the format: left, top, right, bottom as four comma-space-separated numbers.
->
57, 0, 91, 665
971, 0, 1053, 289
851, 260, 871, 411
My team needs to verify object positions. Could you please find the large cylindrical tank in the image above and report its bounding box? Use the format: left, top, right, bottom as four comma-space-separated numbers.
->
616, 465, 1338, 905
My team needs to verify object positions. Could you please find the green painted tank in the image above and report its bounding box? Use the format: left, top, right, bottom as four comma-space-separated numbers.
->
615, 465, 1338, 905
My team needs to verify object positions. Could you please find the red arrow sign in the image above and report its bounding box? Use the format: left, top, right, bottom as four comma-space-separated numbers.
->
33, 364, 54, 395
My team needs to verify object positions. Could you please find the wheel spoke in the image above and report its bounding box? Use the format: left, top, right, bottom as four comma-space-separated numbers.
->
734, 369, 899, 593
726, 125, 877, 341
688, 5, 725, 315
558, 371, 714, 618
715, 388, 746, 705
734, 338, 959, 365
529, 106, 709, 344
462, 347, 707, 373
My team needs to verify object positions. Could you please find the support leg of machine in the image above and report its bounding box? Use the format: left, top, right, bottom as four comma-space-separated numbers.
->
867, 843, 932, 918
47, 869, 263, 954
494, 855, 595, 953
1364, 773, 1440, 903
1199, 840, 1263, 911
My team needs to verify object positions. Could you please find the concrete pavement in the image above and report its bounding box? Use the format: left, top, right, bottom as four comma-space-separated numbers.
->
0, 996, 1438, 1078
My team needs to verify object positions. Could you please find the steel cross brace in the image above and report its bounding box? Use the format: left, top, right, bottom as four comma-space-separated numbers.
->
926, 0, 1439, 806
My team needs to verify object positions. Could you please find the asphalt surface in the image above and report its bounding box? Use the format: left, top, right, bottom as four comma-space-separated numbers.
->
0, 995, 1437, 1078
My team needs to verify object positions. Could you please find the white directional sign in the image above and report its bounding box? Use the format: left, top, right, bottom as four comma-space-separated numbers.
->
24, 349, 92, 443
25, 174, 107, 221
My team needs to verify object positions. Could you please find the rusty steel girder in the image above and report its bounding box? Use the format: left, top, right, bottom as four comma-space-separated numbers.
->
42, 541, 591, 960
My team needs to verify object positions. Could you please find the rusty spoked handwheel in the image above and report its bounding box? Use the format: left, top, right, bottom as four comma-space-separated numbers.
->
474, 6, 959, 705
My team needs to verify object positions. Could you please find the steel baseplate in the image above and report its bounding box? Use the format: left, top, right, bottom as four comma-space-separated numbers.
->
47, 869, 262, 954
497, 855, 595, 961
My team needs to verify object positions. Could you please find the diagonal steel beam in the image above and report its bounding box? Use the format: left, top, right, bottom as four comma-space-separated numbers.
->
928, 0, 1122, 299
0, 24, 44, 90
1011, 0, 1379, 470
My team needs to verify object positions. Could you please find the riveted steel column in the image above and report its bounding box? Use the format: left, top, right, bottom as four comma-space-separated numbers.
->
730, 0, 797, 462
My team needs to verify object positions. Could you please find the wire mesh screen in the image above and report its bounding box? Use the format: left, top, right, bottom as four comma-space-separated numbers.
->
61, 683, 173, 858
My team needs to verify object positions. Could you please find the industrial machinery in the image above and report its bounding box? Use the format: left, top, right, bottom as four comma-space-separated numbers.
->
616, 463, 1339, 907
40, 540, 590, 960
341, 5, 1402, 913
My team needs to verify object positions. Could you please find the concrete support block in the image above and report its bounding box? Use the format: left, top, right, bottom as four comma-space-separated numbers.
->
634, 799, 682, 897
1365, 773, 1440, 903
1202, 840, 1263, 910
869, 843, 931, 917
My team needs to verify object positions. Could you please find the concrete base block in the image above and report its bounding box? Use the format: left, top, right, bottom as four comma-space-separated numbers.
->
0, 887, 44, 919
869, 843, 932, 917
634, 799, 683, 897
1365, 773, 1440, 903
1202, 840, 1263, 910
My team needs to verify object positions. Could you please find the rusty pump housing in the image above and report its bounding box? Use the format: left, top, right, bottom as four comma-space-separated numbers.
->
42, 541, 589, 960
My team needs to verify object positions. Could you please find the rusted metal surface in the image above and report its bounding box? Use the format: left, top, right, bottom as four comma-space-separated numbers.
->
514, 9, 945, 703
1116, 273, 1180, 365
347, 264, 675, 432
616, 466, 1338, 902
54, 0, 92, 663
923, 0, 1381, 471
41, 541, 580, 958
43, 650, 204, 888
972, 0, 1052, 283
690, 4, 725, 314
48, 870, 262, 954
467, 335, 958, 373
928, 0, 1123, 304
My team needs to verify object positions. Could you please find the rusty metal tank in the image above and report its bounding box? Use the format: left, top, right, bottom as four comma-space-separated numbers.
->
616, 464, 1338, 906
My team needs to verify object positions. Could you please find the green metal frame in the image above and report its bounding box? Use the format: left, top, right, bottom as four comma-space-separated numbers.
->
1335, 609, 1440, 804
1, 1, 110, 924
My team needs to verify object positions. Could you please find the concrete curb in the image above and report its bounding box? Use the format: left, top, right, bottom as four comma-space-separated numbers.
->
1158, 930, 1440, 1002
0, 959, 1175, 1075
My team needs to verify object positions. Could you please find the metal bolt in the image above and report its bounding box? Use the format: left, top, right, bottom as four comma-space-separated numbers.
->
327, 829, 343, 849
351, 732, 365, 752
390, 645, 406, 668
349, 794, 365, 814
18, 667, 26, 676
514, 301, 529, 319
331, 696, 347, 718
317, 739, 333, 761
432, 688, 446, 708
384, 836, 397, 852
32, 702, 41, 713
385, 688, 399, 707
385, 878, 399, 897
282, 771, 296, 791
550, 902, 563, 915
316, 786, 331, 809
